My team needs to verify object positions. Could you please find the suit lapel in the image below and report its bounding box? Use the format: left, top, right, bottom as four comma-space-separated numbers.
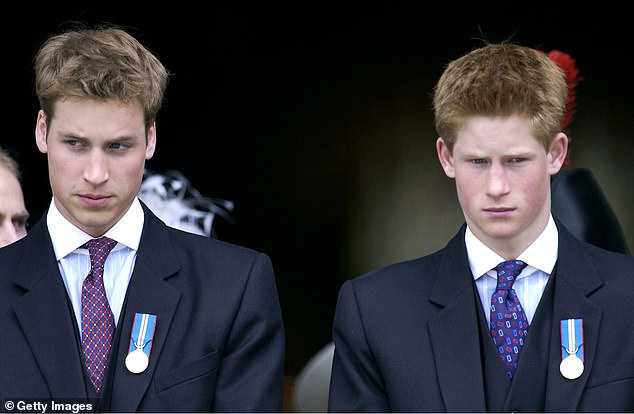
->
426, 222, 603, 412
544, 226, 603, 412
109, 206, 181, 412
12, 219, 88, 397
428, 228, 487, 412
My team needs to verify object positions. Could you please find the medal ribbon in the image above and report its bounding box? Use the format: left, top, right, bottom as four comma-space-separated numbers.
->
560, 318, 583, 361
129, 313, 157, 355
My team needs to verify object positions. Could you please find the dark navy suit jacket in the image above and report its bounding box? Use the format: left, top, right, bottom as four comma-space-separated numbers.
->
0, 202, 285, 412
329, 222, 634, 412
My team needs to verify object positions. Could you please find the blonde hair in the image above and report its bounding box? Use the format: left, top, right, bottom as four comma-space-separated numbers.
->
433, 43, 567, 152
34, 24, 169, 130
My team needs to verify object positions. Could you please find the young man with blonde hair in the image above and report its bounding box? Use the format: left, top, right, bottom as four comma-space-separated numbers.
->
0, 25, 284, 412
329, 43, 634, 412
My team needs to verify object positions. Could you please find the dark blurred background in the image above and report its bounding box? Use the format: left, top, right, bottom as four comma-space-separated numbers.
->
3, 2, 633, 379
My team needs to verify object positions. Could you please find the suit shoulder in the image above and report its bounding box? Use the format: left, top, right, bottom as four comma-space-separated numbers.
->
560, 234, 634, 286
346, 251, 442, 292
581, 241, 634, 270
164, 227, 272, 271
143, 200, 265, 259
169, 227, 259, 254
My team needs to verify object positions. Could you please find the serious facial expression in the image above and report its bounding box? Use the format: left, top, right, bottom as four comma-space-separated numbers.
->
437, 115, 567, 254
35, 98, 156, 237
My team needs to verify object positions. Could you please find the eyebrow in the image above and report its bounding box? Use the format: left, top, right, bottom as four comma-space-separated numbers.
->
61, 132, 137, 143
12, 211, 30, 221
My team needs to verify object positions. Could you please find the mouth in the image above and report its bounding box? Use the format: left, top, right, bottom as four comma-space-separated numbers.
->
484, 207, 515, 217
78, 194, 112, 208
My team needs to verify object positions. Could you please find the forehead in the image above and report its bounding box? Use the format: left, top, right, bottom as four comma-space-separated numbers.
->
52, 97, 144, 122
457, 115, 531, 134
0, 165, 25, 206
0, 164, 19, 187
454, 115, 541, 151
49, 98, 146, 138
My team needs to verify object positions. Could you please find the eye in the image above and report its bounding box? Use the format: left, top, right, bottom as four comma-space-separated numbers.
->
64, 139, 82, 148
109, 141, 132, 151
470, 158, 487, 164
13, 217, 28, 230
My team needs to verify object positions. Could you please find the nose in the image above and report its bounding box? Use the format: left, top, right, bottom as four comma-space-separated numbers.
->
486, 162, 510, 197
84, 150, 110, 184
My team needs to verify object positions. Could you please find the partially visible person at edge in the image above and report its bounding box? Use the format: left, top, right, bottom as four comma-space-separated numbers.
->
0, 146, 29, 247
328, 42, 634, 412
0, 24, 285, 412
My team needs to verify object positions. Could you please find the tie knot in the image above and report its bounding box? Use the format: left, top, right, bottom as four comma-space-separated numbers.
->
494, 259, 527, 289
82, 236, 117, 267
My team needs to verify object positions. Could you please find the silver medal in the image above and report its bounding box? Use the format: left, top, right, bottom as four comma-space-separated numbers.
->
559, 354, 584, 380
126, 313, 155, 374
125, 348, 149, 373
560, 319, 584, 380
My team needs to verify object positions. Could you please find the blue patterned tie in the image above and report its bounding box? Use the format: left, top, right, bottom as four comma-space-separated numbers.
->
81, 236, 117, 394
489, 259, 529, 379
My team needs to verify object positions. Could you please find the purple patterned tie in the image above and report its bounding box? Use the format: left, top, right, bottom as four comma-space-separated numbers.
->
81, 236, 117, 394
489, 259, 529, 379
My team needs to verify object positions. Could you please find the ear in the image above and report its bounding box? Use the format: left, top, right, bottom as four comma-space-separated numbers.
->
547, 132, 568, 175
145, 122, 157, 160
35, 110, 48, 154
436, 137, 456, 178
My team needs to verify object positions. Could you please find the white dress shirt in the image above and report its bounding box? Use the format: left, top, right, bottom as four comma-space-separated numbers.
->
47, 198, 144, 334
467, 214, 559, 325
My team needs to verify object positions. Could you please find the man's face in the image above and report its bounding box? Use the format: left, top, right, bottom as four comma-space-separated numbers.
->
0, 165, 28, 247
436, 115, 567, 255
35, 98, 156, 237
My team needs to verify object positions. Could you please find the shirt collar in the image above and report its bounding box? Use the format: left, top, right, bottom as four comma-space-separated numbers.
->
47, 197, 145, 260
466, 214, 559, 280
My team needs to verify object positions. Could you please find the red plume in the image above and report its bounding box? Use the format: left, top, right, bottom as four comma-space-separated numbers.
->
546, 50, 582, 132
539, 49, 583, 166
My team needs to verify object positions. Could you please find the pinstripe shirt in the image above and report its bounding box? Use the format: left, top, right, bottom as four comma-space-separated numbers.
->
47, 198, 144, 335
468, 214, 558, 326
